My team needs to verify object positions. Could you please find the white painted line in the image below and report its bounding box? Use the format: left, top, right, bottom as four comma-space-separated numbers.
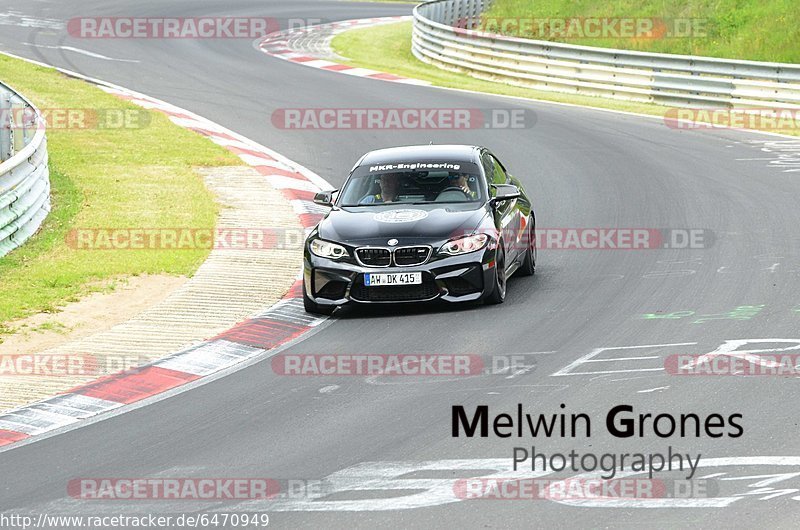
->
562, 367, 665, 376
238, 154, 289, 169
96, 86, 134, 97
593, 342, 696, 350
0, 419, 43, 435
637, 386, 670, 393
551, 342, 697, 376
155, 340, 264, 377
264, 175, 321, 192
260, 299, 328, 327
609, 375, 661, 382
0, 12, 63, 30
699, 472, 728, 479
126, 98, 175, 111
209, 136, 272, 153
582, 356, 660, 363
684, 338, 800, 370
0, 407, 80, 435
22, 43, 140, 63
504, 365, 536, 379
282, 53, 316, 61
36, 394, 123, 418
393, 78, 433, 86
341, 67, 381, 77
168, 116, 229, 134
302, 59, 339, 68
290, 199, 330, 215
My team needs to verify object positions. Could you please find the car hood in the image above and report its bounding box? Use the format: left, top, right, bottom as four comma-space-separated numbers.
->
317, 203, 489, 245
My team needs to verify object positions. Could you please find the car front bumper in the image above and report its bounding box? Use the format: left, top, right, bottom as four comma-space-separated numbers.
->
304, 248, 499, 308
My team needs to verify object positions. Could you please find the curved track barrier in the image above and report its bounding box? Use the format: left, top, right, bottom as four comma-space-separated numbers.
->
412, 0, 800, 109
0, 81, 49, 258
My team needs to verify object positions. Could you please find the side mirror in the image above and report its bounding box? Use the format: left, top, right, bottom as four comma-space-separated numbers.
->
490, 184, 521, 206
313, 189, 337, 207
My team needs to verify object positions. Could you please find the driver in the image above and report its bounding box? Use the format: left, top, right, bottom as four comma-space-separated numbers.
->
360, 173, 400, 204
448, 173, 477, 199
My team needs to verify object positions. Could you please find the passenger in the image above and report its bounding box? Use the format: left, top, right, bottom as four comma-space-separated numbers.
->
360, 174, 400, 204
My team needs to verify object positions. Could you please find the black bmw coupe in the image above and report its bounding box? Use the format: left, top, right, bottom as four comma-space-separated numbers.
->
303, 145, 536, 314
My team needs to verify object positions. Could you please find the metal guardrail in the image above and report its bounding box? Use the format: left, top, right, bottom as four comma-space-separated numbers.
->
412, 0, 800, 109
0, 81, 50, 258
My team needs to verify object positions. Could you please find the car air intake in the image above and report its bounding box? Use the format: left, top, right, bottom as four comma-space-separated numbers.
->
356, 247, 391, 267
394, 246, 431, 266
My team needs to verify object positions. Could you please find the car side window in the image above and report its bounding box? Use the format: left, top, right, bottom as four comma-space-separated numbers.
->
480, 152, 494, 184
491, 156, 509, 185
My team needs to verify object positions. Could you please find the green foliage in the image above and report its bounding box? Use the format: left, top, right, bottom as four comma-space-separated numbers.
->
485, 0, 799, 62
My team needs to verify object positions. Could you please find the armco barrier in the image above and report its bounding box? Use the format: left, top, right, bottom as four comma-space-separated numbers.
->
412, 0, 800, 109
0, 81, 49, 257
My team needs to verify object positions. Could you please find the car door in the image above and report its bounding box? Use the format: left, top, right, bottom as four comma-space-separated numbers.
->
484, 151, 521, 266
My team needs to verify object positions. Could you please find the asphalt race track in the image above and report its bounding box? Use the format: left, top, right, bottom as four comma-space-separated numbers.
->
1, 0, 800, 527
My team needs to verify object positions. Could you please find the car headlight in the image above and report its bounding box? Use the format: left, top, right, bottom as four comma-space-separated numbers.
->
309, 238, 348, 259
439, 233, 489, 255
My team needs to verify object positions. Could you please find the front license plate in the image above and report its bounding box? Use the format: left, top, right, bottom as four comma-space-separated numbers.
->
365, 272, 422, 286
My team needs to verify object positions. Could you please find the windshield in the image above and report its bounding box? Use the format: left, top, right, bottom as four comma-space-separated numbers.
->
338, 161, 485, 206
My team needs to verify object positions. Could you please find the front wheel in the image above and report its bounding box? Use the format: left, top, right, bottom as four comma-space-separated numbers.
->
485, 242, 507, 305
303, 281, 336, 315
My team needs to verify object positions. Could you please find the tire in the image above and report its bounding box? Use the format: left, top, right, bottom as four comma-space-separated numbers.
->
519, 215, 536, 276
485, 242, 507, 305
303, 280, 336, 315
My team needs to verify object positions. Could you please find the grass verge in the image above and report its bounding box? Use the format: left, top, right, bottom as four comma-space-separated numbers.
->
0, 54, 240, 332
485, 0, 800, 63
331, 22, 799, 136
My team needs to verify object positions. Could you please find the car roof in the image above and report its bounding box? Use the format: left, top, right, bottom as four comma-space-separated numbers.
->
357, 145, 483, 166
